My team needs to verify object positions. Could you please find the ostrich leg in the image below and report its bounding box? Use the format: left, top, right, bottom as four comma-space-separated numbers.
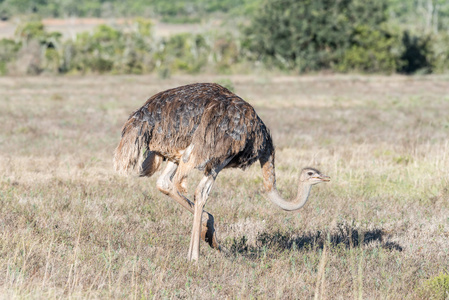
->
156, 161, 220, 250
187, 157, 232, 261
188, 174, 216, 261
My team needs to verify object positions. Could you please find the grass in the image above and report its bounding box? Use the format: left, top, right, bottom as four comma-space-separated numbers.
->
418, 272, 449, 299
0, 74, 448, 298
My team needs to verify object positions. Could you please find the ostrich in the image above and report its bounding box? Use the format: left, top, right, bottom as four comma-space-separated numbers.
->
114, 83, 330, 261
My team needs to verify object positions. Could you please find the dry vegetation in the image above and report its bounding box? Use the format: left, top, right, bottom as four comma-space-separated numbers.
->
0, 74, 449, 299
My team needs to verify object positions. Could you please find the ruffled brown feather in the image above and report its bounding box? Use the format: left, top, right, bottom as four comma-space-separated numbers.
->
114, 83, 274, 176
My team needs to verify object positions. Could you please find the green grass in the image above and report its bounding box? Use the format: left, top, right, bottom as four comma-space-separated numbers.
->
418, 272, 449, 299
0, 74, 448, 298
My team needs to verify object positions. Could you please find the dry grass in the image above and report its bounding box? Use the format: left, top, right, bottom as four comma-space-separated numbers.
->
0, 74, 449, 299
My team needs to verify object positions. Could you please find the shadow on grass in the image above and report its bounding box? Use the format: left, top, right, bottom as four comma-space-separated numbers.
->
227, 222, 402, 259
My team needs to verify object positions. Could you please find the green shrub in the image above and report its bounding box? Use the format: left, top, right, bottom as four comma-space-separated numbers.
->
242, 0, 391, 72
428, 32, 449, 74
43, 47, 60, 73
337, 25, 402, 73
212, 35, 240, 74
418, 272, 449, 300
155, 33, 210, 74
0, 38, 21, 75
10, 21, 63, 75
67, 25, 124, 73
15, 21, 45, 42
62, 20, 155, 74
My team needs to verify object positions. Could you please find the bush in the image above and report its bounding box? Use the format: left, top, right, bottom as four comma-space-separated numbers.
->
242, 0, 391, 72
66, 25, 125, 73
154, 33, 210, 74
4, 11, 447, 76
5, 21, 63, 75
212, 35, 240, 73
418, 272, 449, 300
0, 39, 21, 75
15, 21, 45, 42
429, 32, 449, 73
337, 25, 402, 73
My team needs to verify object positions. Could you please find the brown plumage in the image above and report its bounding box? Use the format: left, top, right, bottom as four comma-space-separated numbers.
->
114, 83, 273, 176
114, 83, 330, 261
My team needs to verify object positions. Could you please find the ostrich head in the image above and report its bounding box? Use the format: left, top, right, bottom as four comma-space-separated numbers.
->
299, 167, 330, 185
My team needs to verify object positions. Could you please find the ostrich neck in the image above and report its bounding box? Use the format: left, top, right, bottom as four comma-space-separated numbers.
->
261, 154, 312, 212
267, 182, 312, 211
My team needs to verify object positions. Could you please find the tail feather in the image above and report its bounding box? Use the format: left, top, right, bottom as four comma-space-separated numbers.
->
114, 118, 151, 175
139, 151, 163, 177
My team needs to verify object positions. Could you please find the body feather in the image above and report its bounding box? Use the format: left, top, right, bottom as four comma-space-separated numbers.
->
114, 83, 274, 176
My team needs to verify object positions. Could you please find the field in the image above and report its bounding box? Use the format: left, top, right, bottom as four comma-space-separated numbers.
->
0, 74, 449, 299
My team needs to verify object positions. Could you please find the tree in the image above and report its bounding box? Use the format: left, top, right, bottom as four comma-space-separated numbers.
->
242, 0, 393, 72
388, 0, 449, 33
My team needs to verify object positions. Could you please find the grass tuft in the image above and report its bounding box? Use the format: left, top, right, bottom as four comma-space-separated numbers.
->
418, 272, 449, 300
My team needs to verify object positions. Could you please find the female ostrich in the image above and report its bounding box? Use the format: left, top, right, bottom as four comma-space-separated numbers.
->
114, 83, 330, 261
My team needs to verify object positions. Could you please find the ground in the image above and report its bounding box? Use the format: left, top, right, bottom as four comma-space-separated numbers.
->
0, 74, 448, 298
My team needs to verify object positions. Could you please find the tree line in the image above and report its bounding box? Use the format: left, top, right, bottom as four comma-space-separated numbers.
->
0, 0, 259, 23
0, 0, 448, 75
243, 0, 449, 73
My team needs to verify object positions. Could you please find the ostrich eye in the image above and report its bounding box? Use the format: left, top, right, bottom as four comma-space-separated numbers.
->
307, 172, 313, 176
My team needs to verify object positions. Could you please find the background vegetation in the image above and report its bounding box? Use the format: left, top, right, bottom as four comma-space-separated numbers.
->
0, 0, 261, 21
0, 0, 448, 75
